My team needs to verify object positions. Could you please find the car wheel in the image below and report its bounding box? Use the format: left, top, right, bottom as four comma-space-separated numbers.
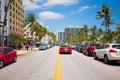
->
93, 53, 98, 60
104, 55, 110, 64
69, 52, 72, 54
0, 60, 4, 69
14, 56, 17, 62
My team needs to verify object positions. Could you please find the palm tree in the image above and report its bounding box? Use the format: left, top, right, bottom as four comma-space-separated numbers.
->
38, 26, 47, 40
47, 31, 56, 43
76, 25, 89, 44
26, 13, 36, 25
26, 13, 37, 40
77, 28, 85, 43
83, 24, 89, 42
96, 4, 114, 32
114, 23, 120, 43
65, 33, 73, 44
97, 28, 103, 43
90, 25, 97, 43
83, 24, 89, 37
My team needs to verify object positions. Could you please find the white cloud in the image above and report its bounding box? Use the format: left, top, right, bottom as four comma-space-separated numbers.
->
23, 0, 79, 10
42, 0, 79, 7
23, 0, 41, 10
70, 5, 96, 14
39, 11, 65, 20
78, 6, 90, 12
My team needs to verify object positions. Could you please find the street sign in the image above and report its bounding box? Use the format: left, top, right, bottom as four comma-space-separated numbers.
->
0, 22, 3, 27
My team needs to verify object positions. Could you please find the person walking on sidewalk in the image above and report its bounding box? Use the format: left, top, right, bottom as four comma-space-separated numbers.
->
26, 44, 29, 51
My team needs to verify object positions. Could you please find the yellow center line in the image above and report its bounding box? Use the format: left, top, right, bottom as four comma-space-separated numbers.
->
59, 55, 64, 80
53, 52, 64, 80
54, 53, 59, 80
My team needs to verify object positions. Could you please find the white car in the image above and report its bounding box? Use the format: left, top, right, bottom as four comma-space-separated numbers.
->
94, 44, 120, 64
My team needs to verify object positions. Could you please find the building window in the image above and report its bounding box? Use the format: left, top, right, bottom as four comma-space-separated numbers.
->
13, 20, 15, 25
10, 25, 12, 30
16, 15, 17, 20
16, 10, 17, 14
10, 5, 12, 9
10, 12, 12, 16
16, 3, 17, 8
10, 19, 12, 23
13, 1, 15, 5
13, 27, 15, 31
20, 0, 22, 5
13, 7, 15, 11
13, 14, 15, 18
16, 22, 17, 26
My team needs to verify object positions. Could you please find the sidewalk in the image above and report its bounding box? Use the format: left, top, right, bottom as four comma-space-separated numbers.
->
17, 47, 39, 56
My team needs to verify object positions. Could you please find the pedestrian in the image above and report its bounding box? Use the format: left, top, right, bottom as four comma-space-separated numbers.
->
26, 44, 29, 51
30, 44, 33, 50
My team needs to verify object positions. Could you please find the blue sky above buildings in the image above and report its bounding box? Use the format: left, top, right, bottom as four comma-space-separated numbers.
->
23, 0, 120, 32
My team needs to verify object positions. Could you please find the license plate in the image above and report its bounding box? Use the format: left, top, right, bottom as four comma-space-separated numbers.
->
64, 48, 68, 52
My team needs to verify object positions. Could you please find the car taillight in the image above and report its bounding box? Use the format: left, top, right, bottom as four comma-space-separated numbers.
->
109, 49, 117, 53
59, 48, 62, 51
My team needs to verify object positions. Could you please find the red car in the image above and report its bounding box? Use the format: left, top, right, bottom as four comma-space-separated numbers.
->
83, 44, 100, 56
0, 46, 17, 69
59, 44, 72, 54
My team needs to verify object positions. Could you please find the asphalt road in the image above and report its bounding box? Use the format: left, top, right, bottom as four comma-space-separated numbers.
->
0, 46, 120, 80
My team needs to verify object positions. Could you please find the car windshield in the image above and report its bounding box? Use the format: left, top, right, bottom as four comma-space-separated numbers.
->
40, 44, 47, 46
90, 44, 100, 47
112, 45, 120, 49
61, 45, 70, 47
73, 44, 79, 46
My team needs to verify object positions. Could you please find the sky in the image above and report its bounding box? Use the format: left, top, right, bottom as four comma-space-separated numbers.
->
23, 0, 120, 32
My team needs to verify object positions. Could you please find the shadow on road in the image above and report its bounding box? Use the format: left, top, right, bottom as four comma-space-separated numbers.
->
94, 59, 120, 66
1, 62, 17, 69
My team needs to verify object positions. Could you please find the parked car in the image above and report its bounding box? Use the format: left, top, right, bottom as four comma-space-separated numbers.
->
94, 44, 120, 64
75, 44, 84, 53
0, 46, 17, 69
39, 43, 47, 50
71, 44, 79, 50
83, 44, 100, 56
59, 44, 72, 54
47, 44, 51, 49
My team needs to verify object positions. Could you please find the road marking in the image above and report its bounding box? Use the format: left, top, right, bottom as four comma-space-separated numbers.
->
53, 53, 64, 80
54, 53, 59, 80
59, 55, 64, 80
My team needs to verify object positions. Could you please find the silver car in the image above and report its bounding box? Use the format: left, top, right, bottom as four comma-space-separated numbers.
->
39, 43, 47, 50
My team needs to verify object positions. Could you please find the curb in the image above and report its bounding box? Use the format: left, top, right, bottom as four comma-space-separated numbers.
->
17, 51, 31, 56
17, 49, 39, 56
